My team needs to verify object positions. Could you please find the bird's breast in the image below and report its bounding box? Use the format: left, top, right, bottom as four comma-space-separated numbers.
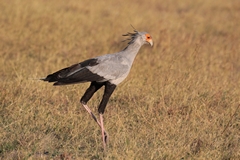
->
109, 72, 129, 85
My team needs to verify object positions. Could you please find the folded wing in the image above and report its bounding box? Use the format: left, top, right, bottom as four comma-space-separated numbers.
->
42, 55, 130, 86
42, 58, 105, 85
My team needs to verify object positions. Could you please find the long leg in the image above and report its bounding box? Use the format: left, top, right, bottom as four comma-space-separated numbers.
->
80, 81, 104, 104
80, 82, 108, 139
98, 82, 116, 150
80, 82, 103, 126
81, 103, 101, 127
81, 103, 109, 144
100, 114, 106, 149
98, 82, 116, 114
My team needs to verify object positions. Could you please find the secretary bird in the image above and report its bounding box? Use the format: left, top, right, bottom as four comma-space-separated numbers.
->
41, 29, 153, 150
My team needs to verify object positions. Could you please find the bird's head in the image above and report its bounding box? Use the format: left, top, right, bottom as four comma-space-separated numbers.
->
143, 33, 153, 47
123, 30, 153, 47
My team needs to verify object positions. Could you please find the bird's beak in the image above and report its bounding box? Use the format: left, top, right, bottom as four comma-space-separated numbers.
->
148, 39, 153, 47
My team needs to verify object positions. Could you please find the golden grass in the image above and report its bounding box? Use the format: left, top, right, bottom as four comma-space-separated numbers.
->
1, 0, 240, 159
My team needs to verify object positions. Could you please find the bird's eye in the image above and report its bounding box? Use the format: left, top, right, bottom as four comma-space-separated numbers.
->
146, 34, 151, 40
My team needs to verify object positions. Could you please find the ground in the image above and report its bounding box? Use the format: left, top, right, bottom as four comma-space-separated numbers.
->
0, 0, 240, 159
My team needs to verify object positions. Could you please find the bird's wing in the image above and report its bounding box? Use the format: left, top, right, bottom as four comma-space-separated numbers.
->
42, 58, 103, 85
42, 54, 130, 85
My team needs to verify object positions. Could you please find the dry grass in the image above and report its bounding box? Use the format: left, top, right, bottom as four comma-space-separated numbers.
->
1, 0, 240, 159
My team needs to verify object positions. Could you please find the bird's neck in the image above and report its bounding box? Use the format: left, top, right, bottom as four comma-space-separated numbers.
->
121, 42, 142, 61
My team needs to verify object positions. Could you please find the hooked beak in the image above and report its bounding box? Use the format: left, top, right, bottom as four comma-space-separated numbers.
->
148, 39, 153, 47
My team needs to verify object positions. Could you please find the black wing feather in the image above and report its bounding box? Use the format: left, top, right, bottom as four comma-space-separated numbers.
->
42, 58, 105, 85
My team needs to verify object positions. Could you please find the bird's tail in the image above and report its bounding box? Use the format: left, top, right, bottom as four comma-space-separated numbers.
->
40, 73, 59, 82
40, 77, 48, 81
27, 77, 46, 81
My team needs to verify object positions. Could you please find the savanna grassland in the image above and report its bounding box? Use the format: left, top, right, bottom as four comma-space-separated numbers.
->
1, 0, 240, 159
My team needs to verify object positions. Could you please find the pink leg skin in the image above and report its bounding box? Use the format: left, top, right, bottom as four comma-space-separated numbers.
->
82, 104, 101, 126
100, 113, 107, 151
82, 104, 108, 150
